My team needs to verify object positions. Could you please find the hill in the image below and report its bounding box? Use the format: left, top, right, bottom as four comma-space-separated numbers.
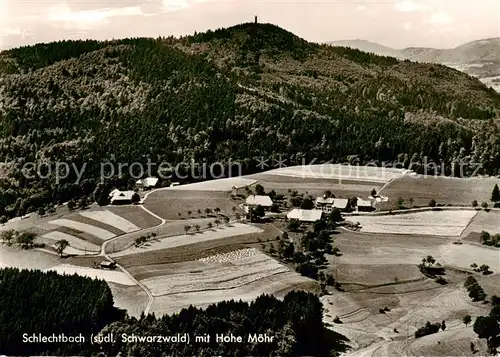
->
401, 38, 500, 63
327, 37, 500, 87
325, 39, 404, 58
0, 22, 499, 217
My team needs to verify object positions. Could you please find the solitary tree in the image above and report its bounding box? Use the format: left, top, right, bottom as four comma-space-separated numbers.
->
409, 197, 414, 207
482, 201, 489, 209
397, 197, 405, 209
78, 196, 89, 209
55, 239, 69, 257
37, 207, 46, 217
481, 231, 491, 245
214, 219, 221, 228
207, 222, 213, 229
255, 184, 265, 195
184, 225, 191, 234
328, 208, 342, 223
370, 188, 377, 197
187, 210, 192, 217
214, 207, 221, 215
472, 200, 479, 208
301, 198, 314, 210
252, 205, 265, 221
429, 199, 437, 207
287, 219, 300, 232
131, 193, 141, 204
463, 314, 472, 327
194, 224, 201, 233
67, 200, 76, 211
223, 216, 230, 225
492, 184, 500, 202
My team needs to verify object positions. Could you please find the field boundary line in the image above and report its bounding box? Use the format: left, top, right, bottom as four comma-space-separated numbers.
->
337, 226, 455, 240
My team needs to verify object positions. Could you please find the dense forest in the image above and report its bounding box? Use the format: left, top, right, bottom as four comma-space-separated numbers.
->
0, 268, 348, 356
0, 267, 123, 355
0, 22, 499, 217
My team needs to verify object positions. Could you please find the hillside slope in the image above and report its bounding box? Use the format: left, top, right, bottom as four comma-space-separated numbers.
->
327, 37, 500, 86
0, 22, 499, 217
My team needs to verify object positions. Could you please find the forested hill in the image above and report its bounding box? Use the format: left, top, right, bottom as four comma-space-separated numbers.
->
0, 22, 499, 217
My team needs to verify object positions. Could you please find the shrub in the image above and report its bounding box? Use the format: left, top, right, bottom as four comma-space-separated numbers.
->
414, 321, 441, 338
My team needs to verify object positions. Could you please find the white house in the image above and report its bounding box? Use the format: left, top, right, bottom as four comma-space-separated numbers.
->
109, 190, 136, 205
357, 198, 374, 212
244, 195, 273, 213
136, 177, 159, 189
315, 197, 334, 212
231, 185, 248, 196
245, 195, 273, 207
315, 197, 349, 212
286, 209, 323, 222
332, 198, 349, 211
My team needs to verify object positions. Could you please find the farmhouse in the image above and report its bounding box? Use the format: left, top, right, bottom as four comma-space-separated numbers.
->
245, 195, 273, 208
231, 185, 248, 196
286, 209, 323, 222
100, 261, 116, 270
136, 177, 159, 190
109, 190, 136, 205
315, 197, 349, 212
357, 198, 375, 212
315, 197, 334, 212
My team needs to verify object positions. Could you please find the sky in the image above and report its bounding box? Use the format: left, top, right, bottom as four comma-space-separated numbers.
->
1, 0, 499, 51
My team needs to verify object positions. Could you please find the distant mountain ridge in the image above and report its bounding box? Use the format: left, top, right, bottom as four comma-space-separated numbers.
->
326, 38, 500, 90
326, 37, 500, 63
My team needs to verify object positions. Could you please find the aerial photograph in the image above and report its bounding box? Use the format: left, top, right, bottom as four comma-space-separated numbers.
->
0, 0, 499, 355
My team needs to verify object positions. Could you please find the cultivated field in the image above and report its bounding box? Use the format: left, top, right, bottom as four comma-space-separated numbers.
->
43, 264, 136, 286
262, 164, 409, 183
0, 245, 60, 270
332, 229, 499, 272
461, 210, 500, 239
111, 223, 263, 258
143, 190, 242, 220
134, 248, 314, 315
41, 231, 100, 252
107, 283, 149, 318
114, 223, 278, 268
349, 210, 477, 236
333, 264, 423, 287
79, 210, 140, 233
141, 251, 289, 296
47, 219, 116, 240
439, 243, 500, 271
106, 206, 162, 229
150, 177, 257, 192
247, 173, 383, 199
379, 175, 500, 209
105, 218, 215, 254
